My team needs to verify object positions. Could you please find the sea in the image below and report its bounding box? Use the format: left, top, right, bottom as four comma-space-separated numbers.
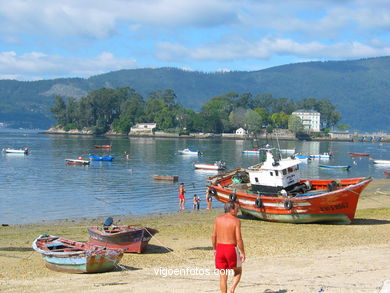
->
0, 128, 389, 225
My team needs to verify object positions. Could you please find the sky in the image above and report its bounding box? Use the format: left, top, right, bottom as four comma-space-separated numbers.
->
1, 0, 390, 81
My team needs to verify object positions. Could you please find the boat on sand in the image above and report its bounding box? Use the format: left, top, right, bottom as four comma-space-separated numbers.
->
207, 148, 371, 224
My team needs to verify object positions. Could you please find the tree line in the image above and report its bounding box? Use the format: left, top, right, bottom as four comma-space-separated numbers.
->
50, 87, 341, 134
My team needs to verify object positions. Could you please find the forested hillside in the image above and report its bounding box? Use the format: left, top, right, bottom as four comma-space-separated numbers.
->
0, 56, 389, 132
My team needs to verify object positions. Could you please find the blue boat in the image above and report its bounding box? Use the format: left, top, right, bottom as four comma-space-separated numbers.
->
89, 155, 114, 161
319, 164, 351, 171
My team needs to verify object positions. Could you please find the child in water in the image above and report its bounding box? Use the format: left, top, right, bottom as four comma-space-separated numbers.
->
193, 194, 201, 210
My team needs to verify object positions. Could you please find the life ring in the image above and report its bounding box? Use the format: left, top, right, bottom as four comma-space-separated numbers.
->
229, 193, 237, 202
284, 199, 293, 210
255, 198, 263, 208
209, 187, 217, 197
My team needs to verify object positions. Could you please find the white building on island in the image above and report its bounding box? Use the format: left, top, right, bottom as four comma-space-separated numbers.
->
235, 127, 248, 136
130, 123, 157, 133
291, 109, 321, 132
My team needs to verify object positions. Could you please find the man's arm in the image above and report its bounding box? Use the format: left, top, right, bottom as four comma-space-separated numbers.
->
235, 220, 245, 263
212, 219, 217, 251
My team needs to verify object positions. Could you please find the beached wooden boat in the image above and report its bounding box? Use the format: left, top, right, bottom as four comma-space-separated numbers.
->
65, 158, 90, 165
348, 152, 370, 157
32, 234, 124, 273
152, 175, 179, 182
89, 155, 114, 161
194, 161, 226, 171
384, 171, 390, 176
88, 226, 159, 253
94, 145, 112, 149
319, 165, 351, 171
3, 147, 29, 154
207, 148, 371, 224
372, 159, 390, 164
178, 148, 201, 155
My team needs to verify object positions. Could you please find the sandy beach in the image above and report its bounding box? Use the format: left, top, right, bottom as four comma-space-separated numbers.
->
1, 179, 389, 293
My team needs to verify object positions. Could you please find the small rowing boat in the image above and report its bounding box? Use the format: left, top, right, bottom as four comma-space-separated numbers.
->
32, 234, 123, 273
3, 147, 29, 155
94, 145, 112, 149
88, 225, 159, 253
89, 155, 113, 161
319, 164, 351, 171
65, 157, 90, 165
384, 171, 390, 176
348, 152, 370, 157
194, 161, 226, 171
242, 149, 260, 155
372, 159, 390, 165
152, 175, 179, 182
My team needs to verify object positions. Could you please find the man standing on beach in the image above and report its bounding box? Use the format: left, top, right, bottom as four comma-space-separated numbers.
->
178, 183, 186, 211
212, 201, 245, 293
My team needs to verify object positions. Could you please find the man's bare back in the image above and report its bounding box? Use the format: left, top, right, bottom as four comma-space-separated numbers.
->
213, 213, 241, 245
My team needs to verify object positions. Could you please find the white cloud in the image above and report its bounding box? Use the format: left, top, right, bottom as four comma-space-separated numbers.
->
0, 51, 137, 80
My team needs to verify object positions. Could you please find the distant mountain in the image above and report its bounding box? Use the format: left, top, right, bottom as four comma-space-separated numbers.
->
1, 56, 389, 132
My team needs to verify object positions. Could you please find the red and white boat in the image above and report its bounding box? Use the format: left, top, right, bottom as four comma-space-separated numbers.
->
384, 171, 390, 176
348, 152, 370, 157
94, 145, 112, 149
207, 148, 371, 224
194, 161, 226, 171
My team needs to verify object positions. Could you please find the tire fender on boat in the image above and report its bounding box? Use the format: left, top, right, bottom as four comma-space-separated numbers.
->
284, 199, 293, 210
209, 187, 218, 197
255, 198, 263, 208
229, 192, 237, 202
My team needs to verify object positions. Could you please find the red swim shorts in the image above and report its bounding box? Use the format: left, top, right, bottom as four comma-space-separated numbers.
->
178, 193, 185, 200
215, 243, 242, 269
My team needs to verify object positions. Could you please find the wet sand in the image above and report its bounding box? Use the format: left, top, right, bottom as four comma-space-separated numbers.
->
1, 179, 389, 292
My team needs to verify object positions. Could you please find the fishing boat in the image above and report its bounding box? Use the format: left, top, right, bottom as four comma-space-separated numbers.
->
94, 145, 112, 149
88, 226, 159, 253
178, 148, 201, 155
384, 171, 390, 176
65, 158, 90, 165
372, 159, 390, 164
3, 147, 29, 154
89, 154, 114, 161
319, 164, 351, 171
194, 161, 226, 171
152, 175, 179, 182
32, 234, 124, 273
310, 153, 332, 159
348, 152, 370, 157
207, 148, 371, 224
242, 149, 260, 155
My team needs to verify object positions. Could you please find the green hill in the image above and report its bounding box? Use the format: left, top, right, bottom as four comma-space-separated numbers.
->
0, 56, 389, 132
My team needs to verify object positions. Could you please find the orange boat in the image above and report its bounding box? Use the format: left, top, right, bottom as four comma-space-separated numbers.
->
207, 148, 371, 224
384, 171, 390, 176
94, 145, 112, 149
348, 152, 370, 157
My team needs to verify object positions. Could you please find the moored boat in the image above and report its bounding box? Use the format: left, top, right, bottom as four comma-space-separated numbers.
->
207, 148, 371, 224
32, 234, 124, 273
384, 171, 390, 176
310, 152, 332, 159
178, 148, 201, 155
372, 159, 390, 164
152, 175, 179, 182
94, 145, 112, 149
89, 154, 114, 161
279, 148, 295, 154
242, 149, 260, 155
65, 157, 90, 165
3, 147, 29, 154
319, 164, 351, 171
193, 161, 226, 170
88, 225, 159, 253
348, 152, 370, 157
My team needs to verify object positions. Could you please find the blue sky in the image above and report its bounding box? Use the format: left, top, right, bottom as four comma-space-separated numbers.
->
1, 0, 390, 80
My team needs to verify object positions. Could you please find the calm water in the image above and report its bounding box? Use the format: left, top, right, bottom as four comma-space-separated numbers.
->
0, 129, 389, 224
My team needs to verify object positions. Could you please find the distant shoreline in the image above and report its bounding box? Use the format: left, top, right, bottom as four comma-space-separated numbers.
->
42, 127, 390, 142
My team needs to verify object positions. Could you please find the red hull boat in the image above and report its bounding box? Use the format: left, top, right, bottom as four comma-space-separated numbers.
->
348, 152, 370, 157
207, 148, 372, 224
384, 171, 390, 176
88, 226, 159, 253
94, 145, 112, 149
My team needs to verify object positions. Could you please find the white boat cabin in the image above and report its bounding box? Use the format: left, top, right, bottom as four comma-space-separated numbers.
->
247, 149, 302, 194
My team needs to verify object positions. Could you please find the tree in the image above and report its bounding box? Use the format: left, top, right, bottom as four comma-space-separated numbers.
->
244, 110, 262, 133
50, 95, 66, 125
288, 115, 303, 133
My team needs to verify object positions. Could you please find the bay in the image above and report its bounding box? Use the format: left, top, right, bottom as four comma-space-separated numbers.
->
0, 129, 389, 224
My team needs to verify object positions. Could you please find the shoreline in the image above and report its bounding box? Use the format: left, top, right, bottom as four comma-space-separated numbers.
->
1, 179, 389, 292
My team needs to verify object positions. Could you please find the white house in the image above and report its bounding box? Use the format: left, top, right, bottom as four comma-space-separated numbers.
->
291, 109, 320, 132
235, 128, 248, 136
130, 123, 157, 133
